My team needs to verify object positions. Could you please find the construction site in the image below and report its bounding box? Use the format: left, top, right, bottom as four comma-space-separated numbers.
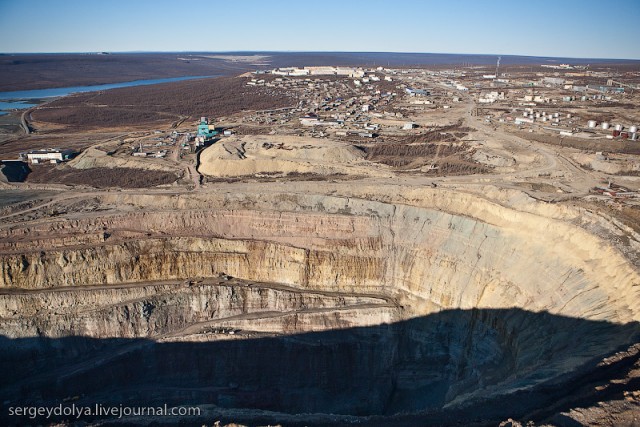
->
0, 55, 640, 426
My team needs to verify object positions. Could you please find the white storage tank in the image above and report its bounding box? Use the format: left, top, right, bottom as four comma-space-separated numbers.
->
629, 125, 638, 133
615, 124, 623, 131
588, 120, 597, 128
601, 122, 610, 130
567, 113, 572, 119
523, 112, 528, 117
553, 112, 559, 118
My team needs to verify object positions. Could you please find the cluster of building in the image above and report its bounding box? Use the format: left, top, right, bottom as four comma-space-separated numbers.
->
269, 66, 367, 78
540, 64, 576, 70
591, 183, 639, 200
132, 148, 168, 158
494, 109, 638, 140
586, 121, 639, 140
189, 63, 640, 149
442, 80, 469, 91
478, 91, 505, 103
241, 70, 410, 138
245, 64, 497, 140
129, 117, 229, 161
405, 88, 430, 97
129, 130, 180, 158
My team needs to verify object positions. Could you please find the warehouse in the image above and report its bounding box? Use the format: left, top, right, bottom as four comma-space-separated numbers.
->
24, 149, 75, 164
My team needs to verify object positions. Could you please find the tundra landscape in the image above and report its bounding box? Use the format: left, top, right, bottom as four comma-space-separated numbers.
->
1, 4, 640, 425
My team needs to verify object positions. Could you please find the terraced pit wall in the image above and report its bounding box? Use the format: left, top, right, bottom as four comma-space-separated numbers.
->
0, 187, 638, 420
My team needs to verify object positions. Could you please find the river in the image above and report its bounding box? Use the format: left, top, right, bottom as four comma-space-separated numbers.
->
0, 75, 215, 115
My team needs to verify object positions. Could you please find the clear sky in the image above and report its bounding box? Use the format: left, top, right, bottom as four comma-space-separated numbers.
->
1, 0, 639, 59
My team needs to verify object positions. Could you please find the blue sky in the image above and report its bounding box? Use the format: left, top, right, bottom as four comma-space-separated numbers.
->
0, 0, 638, 59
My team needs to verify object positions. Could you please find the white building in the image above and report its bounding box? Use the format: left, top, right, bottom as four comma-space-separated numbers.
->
289, 69, 310, 76
335, 67, 365, 78
515, 117, 535, 125
523, 95, 549, 103
271, 66, 365, 78
478, 91, 505, 103
26, 149, 74, 164
272, 67, 309, 76
306, 66, 336, 75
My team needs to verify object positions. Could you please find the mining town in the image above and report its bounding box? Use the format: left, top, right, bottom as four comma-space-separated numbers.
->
0, 3, 640, 426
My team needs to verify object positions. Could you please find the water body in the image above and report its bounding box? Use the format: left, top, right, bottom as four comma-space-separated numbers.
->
0, 101, 38, 116
0, 75, 214, 114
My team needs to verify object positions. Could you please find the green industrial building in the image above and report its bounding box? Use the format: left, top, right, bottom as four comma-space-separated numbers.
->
197, 117, 218, 140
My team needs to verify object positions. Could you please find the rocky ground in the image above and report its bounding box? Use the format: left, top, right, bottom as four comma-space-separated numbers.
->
0, 72, 639, 426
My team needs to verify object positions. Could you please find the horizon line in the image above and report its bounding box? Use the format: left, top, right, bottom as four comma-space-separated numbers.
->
1, 50, 639, 62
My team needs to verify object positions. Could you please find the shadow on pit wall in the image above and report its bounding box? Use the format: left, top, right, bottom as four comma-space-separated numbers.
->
0, 308, 638, 426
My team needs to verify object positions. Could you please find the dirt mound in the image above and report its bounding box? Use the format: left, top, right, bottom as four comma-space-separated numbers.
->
198, 135, 389, 178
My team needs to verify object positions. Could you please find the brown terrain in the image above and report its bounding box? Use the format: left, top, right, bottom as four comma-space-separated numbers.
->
0, 56, 639, 426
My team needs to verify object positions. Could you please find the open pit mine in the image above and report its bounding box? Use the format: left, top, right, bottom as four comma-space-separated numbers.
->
0, 181, 639, 426
1, 62, 640, 426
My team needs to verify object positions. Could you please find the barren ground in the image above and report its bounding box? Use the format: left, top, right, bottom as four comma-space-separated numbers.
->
1, 64, 639, 426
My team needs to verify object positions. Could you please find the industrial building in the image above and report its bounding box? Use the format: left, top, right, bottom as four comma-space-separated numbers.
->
23, 149, 75, 164
196, 117, 218, 142
271, 66, 366, 78
478, 91, 505, 103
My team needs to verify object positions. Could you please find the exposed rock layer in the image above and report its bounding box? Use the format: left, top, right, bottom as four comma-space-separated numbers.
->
0, 186, 638, 422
